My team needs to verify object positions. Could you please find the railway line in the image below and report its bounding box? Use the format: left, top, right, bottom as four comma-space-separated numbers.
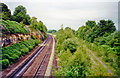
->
2, 34, 55, 77
23, 34, 53, 77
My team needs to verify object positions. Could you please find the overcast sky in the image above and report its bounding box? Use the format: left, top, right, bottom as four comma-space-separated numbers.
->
1, 0, 119, 30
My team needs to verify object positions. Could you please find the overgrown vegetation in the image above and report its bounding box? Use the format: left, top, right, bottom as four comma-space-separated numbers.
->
54, 20, 120, 76
29, 17, 47, 38
47, 30, 57, 34
1, 20, 29, 35
1, 2, 47, 38
0, 3, 47, 71
0, 39, 40, 69
75, 20, 120, 75
53, 27, 90, 77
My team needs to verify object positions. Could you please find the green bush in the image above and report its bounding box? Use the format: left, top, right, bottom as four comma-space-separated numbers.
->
15, 51, 21, 56
62, 38, 78, 53
2, 59, 9, 69
65, 65, 86, 77
1, 39, 38, 69
20, 48, 29, 56
12, 54, 19, 63
2, 20, 29, 34
104, 57, 112, 62
2, 54, 10, 59
35, 39, 40, 46
28, 46, 33, 51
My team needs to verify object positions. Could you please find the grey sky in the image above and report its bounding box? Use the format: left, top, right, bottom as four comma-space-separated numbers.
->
1, 0, 119, 30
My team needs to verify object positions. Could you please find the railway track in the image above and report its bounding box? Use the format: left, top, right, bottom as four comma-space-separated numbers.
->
34, 37, 53, 77
6, 34, 54, 77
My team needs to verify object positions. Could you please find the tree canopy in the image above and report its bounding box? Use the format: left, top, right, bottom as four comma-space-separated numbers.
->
12, 5, 30, 25
0, 3, 11, 20
76, 20, 116, 43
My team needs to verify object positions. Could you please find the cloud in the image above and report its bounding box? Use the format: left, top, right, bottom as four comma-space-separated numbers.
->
1, 0, 118, 30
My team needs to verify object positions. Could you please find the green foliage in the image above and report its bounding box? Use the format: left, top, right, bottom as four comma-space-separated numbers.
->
65, 65, 86, 77
54, 44, 91, 76
76, 20, 119, 55
55, 20, 119, 76
44, 34, 48, 39
28, 46, 33, 51
20, 47, 29, 56
38, 21, 47, 36
1, 59, 9, 69
54, 27, 91, 76
76, 20, 116, 43
86, 20, 96, 28
0, 3, 11, 20
1, 20, 29, 35
84, 39, 119, 75
29, 17, 47, 39
35, 39, 41, 46
1, 39, 38, 69
103, 57, 112, 62
62, 38, 78, 53
56, 27, 75, 45
13, 5, 26, 16
12, 5, 30, 25
29, 17, 38, 31
47, 30, 57, 33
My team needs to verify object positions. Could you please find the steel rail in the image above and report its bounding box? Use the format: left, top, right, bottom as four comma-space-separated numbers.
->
9, 35, 50, 78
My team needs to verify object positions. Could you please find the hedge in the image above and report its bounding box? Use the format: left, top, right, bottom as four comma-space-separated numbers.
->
1, 39, 41, 69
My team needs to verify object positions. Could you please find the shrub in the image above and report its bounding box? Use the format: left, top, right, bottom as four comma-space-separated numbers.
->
104, 51, 109, 57
104, 57, 112, 62
12, 54, 19, 63
65, 65, 86, 77
20, 48, 29, 56
2, 59, 9, 69
28, 46, 33, 51
2, 54, 10, 59
15, 50, 21, 57
2, 20, 29, 34
62, 38, 78, 53
1, 39, 39, 69
35, 39, 40, 46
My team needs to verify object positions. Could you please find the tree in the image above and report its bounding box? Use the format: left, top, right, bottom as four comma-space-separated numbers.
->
47, 30, 57, 33
98, 20, 116, 36
13, 5, 26, 16
29, 17, 38, 31
0, 3, 11, 20
86, 20, 96, 28
38, 21, 47, 34
12, 5, 30, 25
62, 38, 78, 53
